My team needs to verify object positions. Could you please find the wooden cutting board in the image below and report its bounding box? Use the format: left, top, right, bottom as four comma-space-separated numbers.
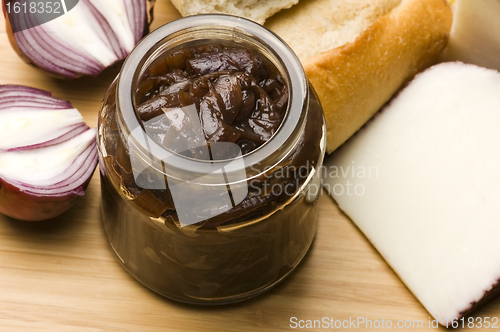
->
0, 1, 499, 331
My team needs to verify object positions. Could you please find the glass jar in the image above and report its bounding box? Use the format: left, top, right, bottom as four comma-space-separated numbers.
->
97, 15, 326, 304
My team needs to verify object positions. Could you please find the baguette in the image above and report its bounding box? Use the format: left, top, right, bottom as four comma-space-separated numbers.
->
170, 0, 298, 24
170, 0, 453, 153
266, 0, 453, 153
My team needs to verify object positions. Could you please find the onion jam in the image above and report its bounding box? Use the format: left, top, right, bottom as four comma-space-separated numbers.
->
98, 16, 326, 304
135, 44, 289, 156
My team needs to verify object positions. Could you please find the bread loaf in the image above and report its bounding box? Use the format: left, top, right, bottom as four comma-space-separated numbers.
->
266, 0, 452, 153
171, 0, 453, 153
170, 0, 298, 24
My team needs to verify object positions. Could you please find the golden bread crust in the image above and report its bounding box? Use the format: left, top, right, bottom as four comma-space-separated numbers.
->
303, 0, 452, 153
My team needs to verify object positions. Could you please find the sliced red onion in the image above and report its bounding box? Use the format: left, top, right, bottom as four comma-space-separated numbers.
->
0, 85, 51, 96
0, 89, 72, 104
0, 98, 73, 110
6, 0, 155, 79
0, 85, 98, 221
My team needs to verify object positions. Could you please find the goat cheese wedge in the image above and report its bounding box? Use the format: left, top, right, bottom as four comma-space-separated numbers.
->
324, 62, 500, 326
446, 0, 500, 71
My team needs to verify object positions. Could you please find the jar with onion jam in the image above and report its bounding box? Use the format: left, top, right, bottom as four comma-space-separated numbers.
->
97, 15, 326, 304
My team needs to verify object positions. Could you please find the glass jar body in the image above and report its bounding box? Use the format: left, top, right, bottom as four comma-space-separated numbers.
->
97, 15, 326, 304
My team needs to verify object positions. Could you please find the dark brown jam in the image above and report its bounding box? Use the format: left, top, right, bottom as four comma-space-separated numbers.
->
98, 21, 325, 304
102, 83, 323, 229
135, 45, 289, 156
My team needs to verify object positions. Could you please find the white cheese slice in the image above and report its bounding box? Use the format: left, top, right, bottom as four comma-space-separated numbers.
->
445, 0, 500, 71
324, 62, 500, 326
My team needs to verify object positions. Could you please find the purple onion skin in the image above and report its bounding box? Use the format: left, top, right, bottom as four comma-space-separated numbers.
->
3, 0, 156, 79
0, 176, 94, 221
0, 84, 98, 221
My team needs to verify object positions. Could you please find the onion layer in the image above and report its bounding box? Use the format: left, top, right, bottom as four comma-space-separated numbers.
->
3, 0, 156, 79
0, 85, 98, 221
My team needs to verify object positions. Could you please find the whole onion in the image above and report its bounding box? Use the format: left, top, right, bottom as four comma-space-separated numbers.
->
3, 0, 156, 79
0, 85, 98, 221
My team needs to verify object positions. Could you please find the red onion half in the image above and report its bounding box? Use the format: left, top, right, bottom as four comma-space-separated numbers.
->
4, 0, 155, 79
0, 85, 98, 221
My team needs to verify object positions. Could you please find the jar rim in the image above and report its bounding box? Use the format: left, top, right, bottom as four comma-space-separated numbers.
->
117, 14, 308, 177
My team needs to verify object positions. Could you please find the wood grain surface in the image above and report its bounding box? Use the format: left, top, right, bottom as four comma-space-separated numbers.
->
0, 1, 499, 331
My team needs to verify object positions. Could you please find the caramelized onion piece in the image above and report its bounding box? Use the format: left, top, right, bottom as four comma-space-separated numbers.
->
136, 45, 289, 154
